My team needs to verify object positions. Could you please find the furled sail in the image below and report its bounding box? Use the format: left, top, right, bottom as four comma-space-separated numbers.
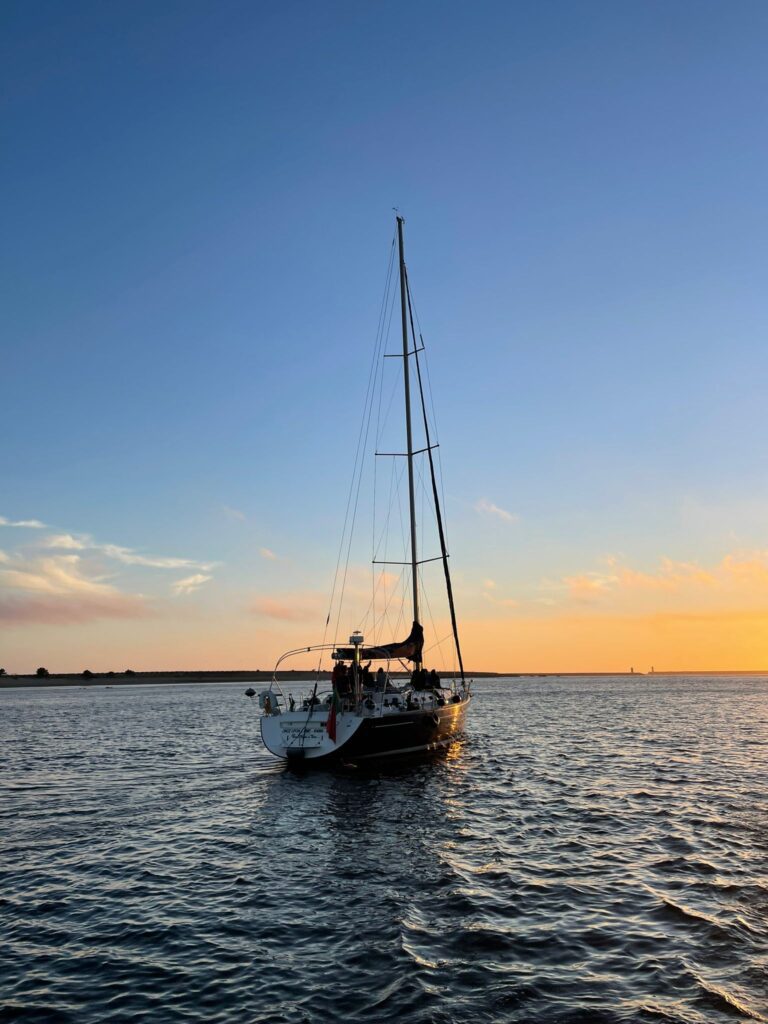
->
334, 621, 424, 663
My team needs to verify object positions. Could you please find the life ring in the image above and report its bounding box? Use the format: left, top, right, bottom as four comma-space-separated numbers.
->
424, 712, 440, 729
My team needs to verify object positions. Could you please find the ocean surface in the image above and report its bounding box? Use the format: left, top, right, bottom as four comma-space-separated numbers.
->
2, 675, 767, 1024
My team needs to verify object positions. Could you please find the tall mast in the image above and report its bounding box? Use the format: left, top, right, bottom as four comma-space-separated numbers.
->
397, 215, 420, 635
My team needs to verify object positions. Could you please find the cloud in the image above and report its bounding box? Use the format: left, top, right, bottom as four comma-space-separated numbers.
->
259, 547, 278, 561
0, 524, 218, 629
0, 555, 114, 596
619, 559, 716, 591
43, 533, 214, 571
171, 573, 212, 596
562, 572, 618, 600
0, 593, 151, 626
0, 552, 153, 627
721, 551, 768, 584
44, 533, 87, 550
557, 556, 720, 603
222, 505, 246, 521
474, 498, 518, 523
99, 544, 214, 570
482, 579, 496, 590
0, 516, 46, 529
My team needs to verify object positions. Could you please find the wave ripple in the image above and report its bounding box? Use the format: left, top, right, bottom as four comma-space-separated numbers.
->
2, 675, 768, 1022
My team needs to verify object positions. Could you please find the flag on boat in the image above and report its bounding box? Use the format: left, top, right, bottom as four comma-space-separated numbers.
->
326, 686, 341, 742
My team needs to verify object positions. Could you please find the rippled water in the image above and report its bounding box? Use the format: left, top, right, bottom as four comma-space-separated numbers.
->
2, 676, 768, 1023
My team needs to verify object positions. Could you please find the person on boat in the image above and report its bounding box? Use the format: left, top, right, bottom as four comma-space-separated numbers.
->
375, 667, 386, 691
332, 661, 349, 698
360, 662, 372, 688
429, 669, 441, 691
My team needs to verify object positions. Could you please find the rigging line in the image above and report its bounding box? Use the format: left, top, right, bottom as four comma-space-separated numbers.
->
376, 458, 396, 643
373, 461, 399, 575
370, 564, 408, 642
372, 250, 397, 638
376, 360, 404, 448
373, 441, 396, 644
334, 295, 395, 650
374, 268, 402, 454
418, 562, 446, 671
322, 232, 396, 668
404, 279, 440, 445
359, 557, 406, 636
372, 241, 401, 626
377, 264, 400, 441
405, 268, 466, 685
376, 535, 409, 642
373, 283, 396, 646
404, 279, 451, 551
372, 457, 406, 562
423, 633, 456, 655
386, 436, 408, 565
333, 237, 395, 596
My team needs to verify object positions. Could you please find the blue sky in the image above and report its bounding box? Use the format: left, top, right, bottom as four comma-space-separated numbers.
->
3, 0, 768, 671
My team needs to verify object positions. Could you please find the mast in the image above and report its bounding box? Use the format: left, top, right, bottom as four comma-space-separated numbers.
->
397, 216, 420, 638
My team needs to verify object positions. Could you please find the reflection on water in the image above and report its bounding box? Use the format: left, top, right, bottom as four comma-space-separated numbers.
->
1, 676, 768, 1023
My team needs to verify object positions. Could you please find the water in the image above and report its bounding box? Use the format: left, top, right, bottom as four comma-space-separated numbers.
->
2, 676, 767, 1024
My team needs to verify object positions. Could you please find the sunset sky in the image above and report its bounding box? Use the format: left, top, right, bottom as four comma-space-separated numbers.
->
3, 0, 768, 673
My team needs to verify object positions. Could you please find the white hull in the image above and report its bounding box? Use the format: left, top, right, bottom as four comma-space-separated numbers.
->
259, 692, 470, 765
260, 707, 364, 761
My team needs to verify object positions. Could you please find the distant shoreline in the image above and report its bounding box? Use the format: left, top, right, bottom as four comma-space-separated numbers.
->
0, 669, 495, 690
1, 668, 766, 690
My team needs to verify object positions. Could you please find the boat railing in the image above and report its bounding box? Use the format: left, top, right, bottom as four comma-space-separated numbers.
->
260, 641, 469, 715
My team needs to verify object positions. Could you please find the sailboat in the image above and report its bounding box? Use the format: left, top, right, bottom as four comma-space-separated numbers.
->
250, 216, 471, 765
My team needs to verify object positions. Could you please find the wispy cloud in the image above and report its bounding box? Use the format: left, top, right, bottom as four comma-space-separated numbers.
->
0, 552, 152, 627
171, 573, 212, 596
259, 547, 278, 561
562, 572, 618, 600
474, 498, 518, 523
100, 544, 214, 570
0, 554, 114, 596
43, 533, 214, 571
482, 578, 496, 590
0, 520, 219, 630
222, 505, 246, 522
619, 559, 716, 591
44, 533, 87, 550
0, 516, 46, 529
721, 551, 768, 584
558, 556, 719, 603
